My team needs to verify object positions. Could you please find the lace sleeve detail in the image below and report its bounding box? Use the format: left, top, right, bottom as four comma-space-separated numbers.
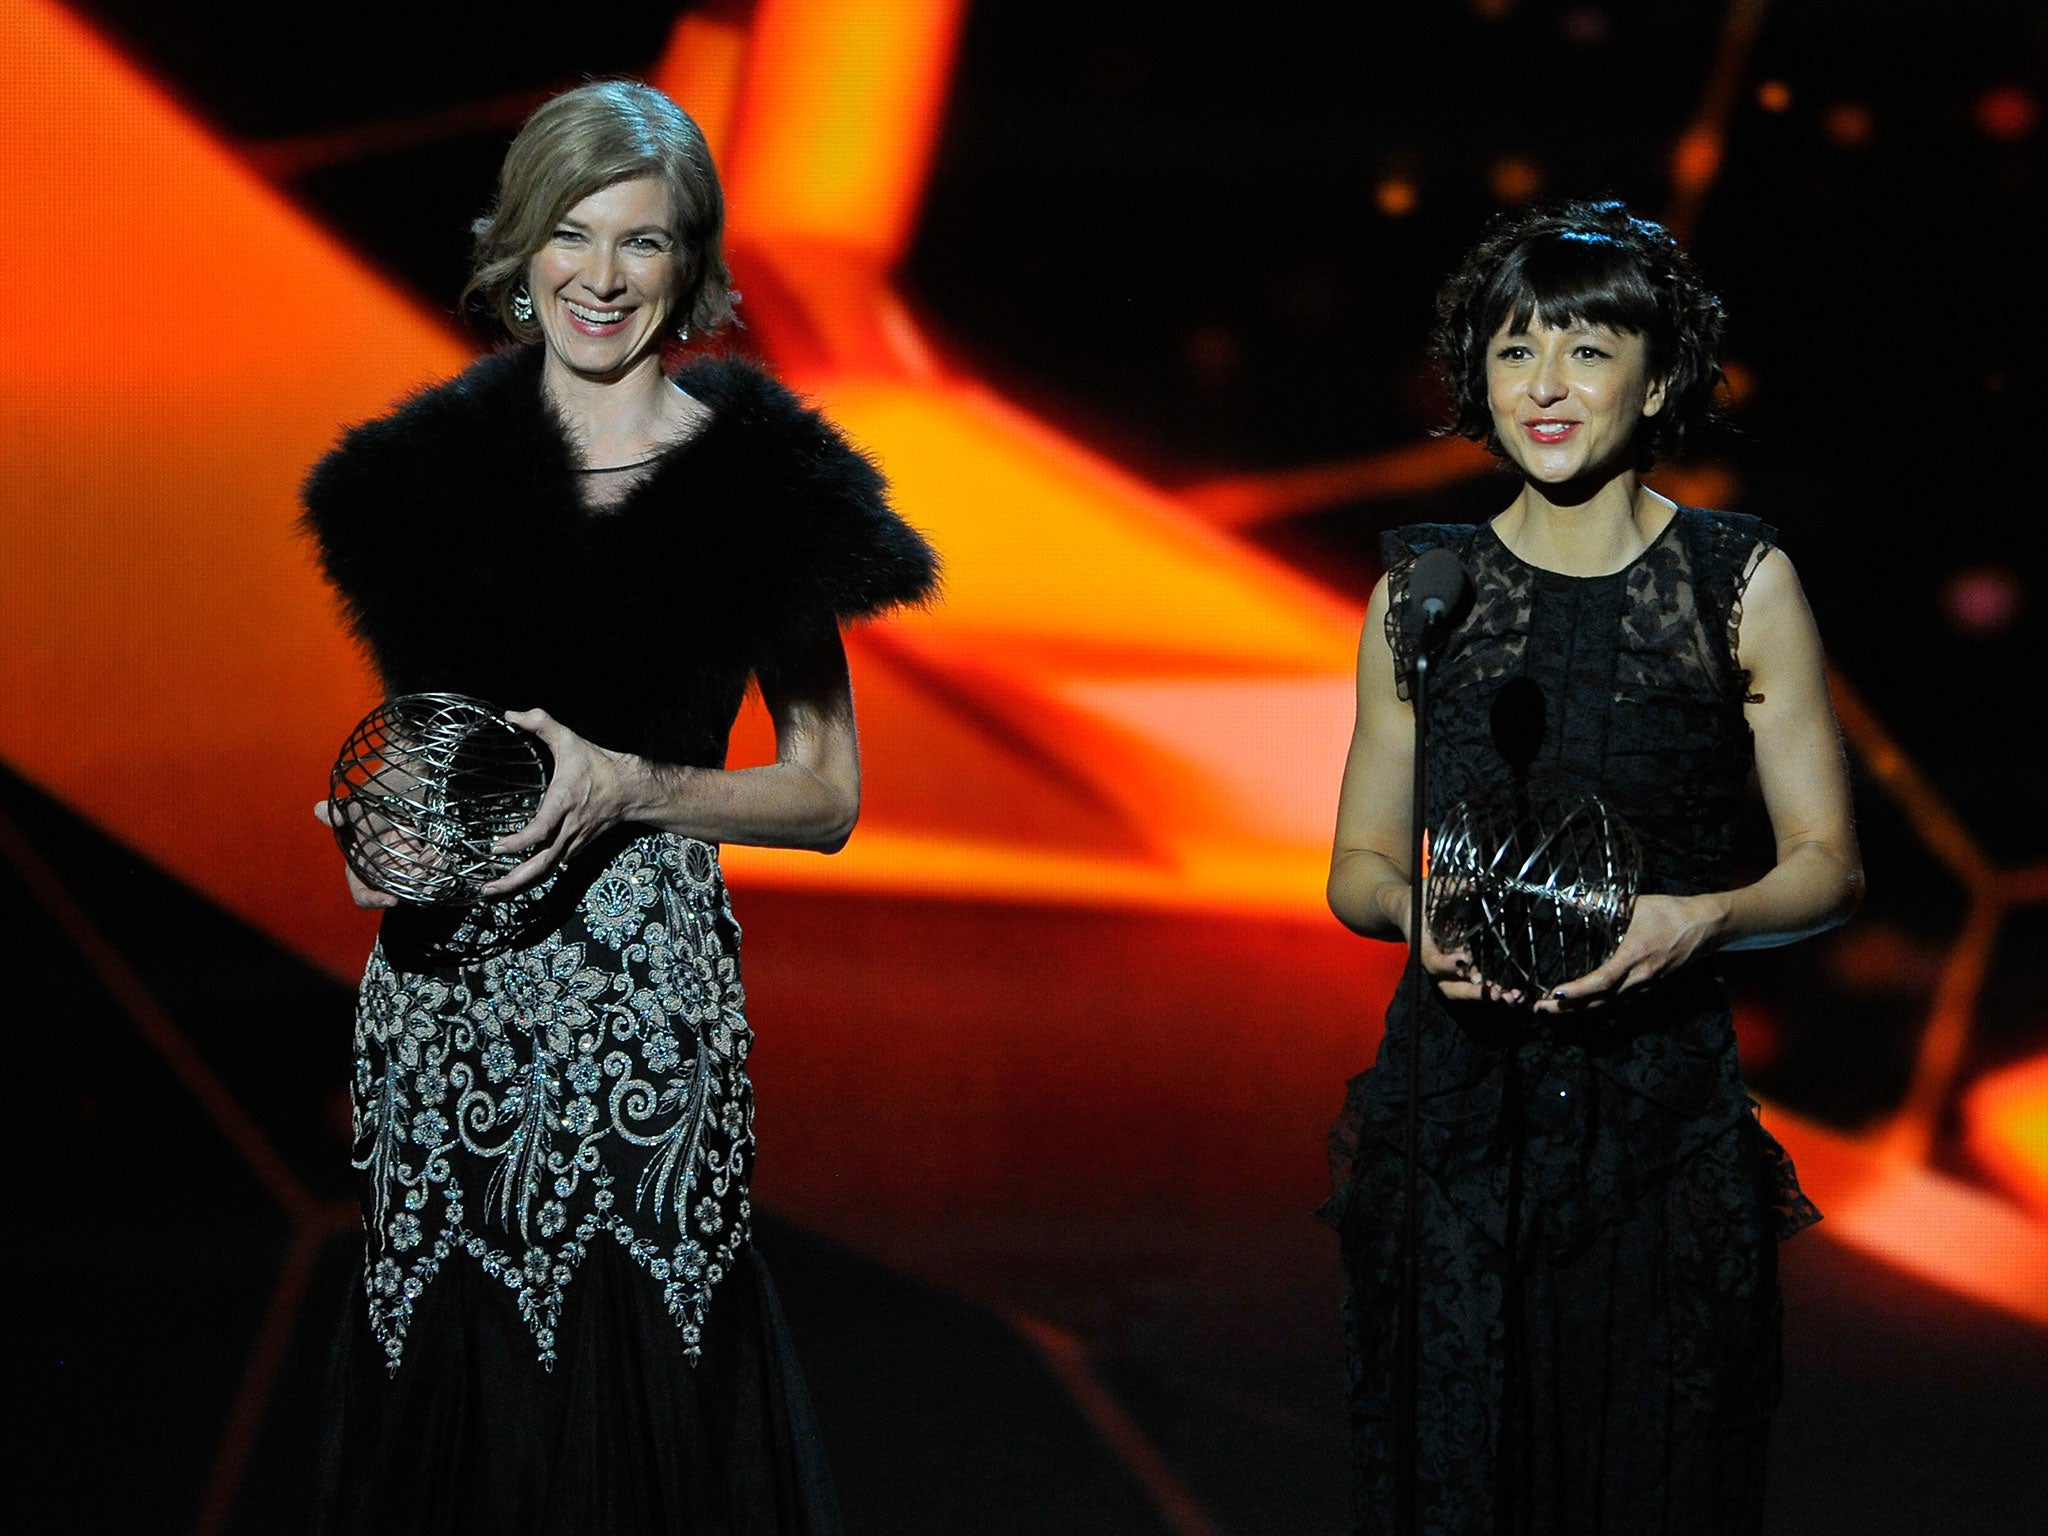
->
1384, 556, 1417, 702
1380, 522, 1475, 703
1725, 524, 1779, 702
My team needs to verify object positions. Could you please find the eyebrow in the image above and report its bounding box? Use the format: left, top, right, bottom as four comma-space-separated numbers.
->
554, 217, 675, 238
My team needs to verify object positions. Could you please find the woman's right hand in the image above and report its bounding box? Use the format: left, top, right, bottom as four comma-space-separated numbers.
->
313, 800, 399, 909
1414, 906, 1525, 1008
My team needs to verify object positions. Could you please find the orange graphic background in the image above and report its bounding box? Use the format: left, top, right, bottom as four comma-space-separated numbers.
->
4, 3, 2044, 1525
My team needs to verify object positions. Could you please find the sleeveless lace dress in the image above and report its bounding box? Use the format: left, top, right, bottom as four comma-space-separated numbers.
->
1319, 508, 1820, 1536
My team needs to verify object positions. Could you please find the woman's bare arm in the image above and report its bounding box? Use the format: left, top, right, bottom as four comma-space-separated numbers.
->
1718, 546, 1865, 946
1328, 576, 1416, 941
1328, 576, 1512, 1002
481, 620, 863, 896
1537, 547, 1863, 1008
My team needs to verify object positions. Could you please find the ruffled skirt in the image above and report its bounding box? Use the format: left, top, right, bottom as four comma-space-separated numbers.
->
314, 1241, 841, 1536
1322, 983, 1818, 1535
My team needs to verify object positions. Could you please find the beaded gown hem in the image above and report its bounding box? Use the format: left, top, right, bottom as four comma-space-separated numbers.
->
350, 832, 753, 1373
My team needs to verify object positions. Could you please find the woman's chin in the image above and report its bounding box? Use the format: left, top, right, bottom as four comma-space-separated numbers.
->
1513, 452, 1637, 500
546, 342, 663, 386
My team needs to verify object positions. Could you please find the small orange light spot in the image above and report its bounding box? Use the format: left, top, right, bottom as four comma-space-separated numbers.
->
1375, 177, 1417, 217
1975, 84, 2038, 140
1755, 80, 1792, 113
1963, 1054, 2048, 1220
1717, 357, 1754, 406
1671, 128, 1719, 192
1488, 156, 1542, 204
1823, 101, 1876, 149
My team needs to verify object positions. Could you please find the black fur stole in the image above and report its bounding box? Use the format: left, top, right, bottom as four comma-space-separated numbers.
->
301, 345, 939, 768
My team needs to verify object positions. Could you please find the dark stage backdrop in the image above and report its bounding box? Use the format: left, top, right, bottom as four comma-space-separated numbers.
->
7, 2, 2044, 1532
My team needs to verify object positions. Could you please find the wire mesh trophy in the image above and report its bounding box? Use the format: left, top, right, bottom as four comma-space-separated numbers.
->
328, 692, 552, 906
1425, 785, 1642, 998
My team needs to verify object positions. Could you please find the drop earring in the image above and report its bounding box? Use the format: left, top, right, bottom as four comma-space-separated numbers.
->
674, 321, 692, 343
510, 287, 535, 324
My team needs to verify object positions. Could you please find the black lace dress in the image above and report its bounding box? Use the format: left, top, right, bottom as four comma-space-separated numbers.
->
1319, 508, 1819, 1536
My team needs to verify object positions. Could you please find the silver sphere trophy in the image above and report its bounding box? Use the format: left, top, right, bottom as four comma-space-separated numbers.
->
328, 693, 551, 905
1425, 786, 1642, 997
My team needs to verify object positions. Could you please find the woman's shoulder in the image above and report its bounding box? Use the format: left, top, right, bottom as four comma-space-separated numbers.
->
669, 354, 886, 492
1664, 504, 1782, 600
1668, 503, 1779, 557
305, 348, 546, 503
337, 346, 539, 445
1380, 520, 1481, 571
667, 353, 941, 622
671, 352, 805, 423
666, 353, 886, 513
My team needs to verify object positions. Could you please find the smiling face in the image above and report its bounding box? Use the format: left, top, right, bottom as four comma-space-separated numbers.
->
1484, 317, 1669, 487
527, 176, 684, 383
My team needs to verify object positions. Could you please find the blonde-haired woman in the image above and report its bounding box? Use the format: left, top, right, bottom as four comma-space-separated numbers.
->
304, 80, 936, 1534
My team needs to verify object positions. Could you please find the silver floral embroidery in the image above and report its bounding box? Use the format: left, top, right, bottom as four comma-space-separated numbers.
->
349, 834, 754, 1373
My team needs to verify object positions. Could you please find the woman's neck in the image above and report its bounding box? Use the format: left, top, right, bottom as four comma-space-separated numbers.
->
541, 349, 692, 470
1494, 472, 1674, 578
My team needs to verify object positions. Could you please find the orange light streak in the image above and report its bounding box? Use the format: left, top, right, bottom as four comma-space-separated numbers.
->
0, 0, 464, 979
1, 0, 1366, 978
1665, 0, 1773, 242
1180, 437, 1497, 531
7, 0, 2044, 1338
1881, 898, 2003, 1166
237, 87, 551, 180
717, 0, 968, 265
653, 11, 751, 166
1964, 1055, 2048, 1221
809, 381, 1356, 658
1773, 1101, 2048, 1326
1826, 668, 2032, 1169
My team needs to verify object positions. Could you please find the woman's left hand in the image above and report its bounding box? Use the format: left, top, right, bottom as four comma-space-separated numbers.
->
1533, 891, 1727, 1013
483, 708, 637, 897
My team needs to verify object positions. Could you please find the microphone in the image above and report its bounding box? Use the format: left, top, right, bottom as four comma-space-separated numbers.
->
1391, 539, 1471, 1536
1408, 546, 1471, 654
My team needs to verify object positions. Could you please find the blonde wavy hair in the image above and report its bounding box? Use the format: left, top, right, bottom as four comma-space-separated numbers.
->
462, 80, 736, 343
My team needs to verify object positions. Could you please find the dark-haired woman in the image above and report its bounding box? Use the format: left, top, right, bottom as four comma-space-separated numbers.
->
302, 80, 936, 1535
1321, 201, 1860, 1533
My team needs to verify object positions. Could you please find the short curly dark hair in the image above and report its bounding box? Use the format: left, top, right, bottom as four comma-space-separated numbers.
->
1431, 200, 1726, 469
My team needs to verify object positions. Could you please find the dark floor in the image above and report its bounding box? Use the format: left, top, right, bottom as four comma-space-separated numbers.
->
13, 760, 2046, 1534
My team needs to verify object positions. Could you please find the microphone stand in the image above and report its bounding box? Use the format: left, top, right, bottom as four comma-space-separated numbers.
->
1394, 607, 1448, 1536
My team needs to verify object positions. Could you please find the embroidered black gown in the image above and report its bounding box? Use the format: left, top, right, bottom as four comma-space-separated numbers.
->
301, 346, 938, 1536
1320, 509, 1819, 1536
